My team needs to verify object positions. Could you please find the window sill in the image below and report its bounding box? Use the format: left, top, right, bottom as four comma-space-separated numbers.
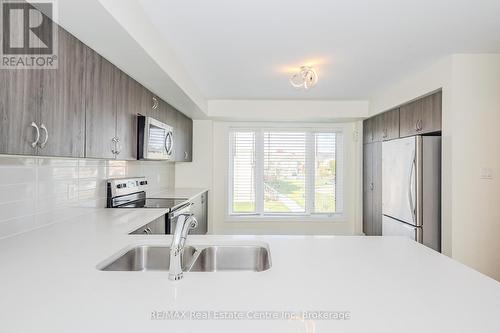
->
225, 214, 347, 223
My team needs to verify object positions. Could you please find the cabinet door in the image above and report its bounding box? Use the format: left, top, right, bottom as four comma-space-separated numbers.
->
372, 113, 384, 142
39, 27, 86, 157
399, 99, 423, 137
382, 108, 400, 141
363, 143, 374, 235
84, 48, 119, 159
0, 68, 41, 155
420, 91, 442, 134
116, 74, 142, 160
363, 118, 373, 144
372, 142, 383, 235
174, 110, 193, 162
148, 95, 166, 123
400, 92, 442, 137
139, 89, 153, 117
191, 192, 208, 234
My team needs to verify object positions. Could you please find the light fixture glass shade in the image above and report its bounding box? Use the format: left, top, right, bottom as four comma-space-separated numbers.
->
289, 66, 318, 90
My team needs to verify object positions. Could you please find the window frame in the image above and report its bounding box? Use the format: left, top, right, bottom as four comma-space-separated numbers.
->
227, 124, 345, 221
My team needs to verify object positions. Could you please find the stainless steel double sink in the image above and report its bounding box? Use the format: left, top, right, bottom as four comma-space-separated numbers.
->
98, 245, 271, 272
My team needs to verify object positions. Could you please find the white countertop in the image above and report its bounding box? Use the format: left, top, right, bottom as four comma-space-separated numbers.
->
148, 188, 207, 201
0, 206, 499, 333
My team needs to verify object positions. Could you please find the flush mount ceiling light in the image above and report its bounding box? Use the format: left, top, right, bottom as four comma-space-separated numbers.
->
289, 66, 318, 90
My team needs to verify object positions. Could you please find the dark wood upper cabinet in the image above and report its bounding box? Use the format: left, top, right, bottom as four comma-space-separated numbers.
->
380, 108, 400, 141
84, 48, 119, 159
39, 27, 86, 158
0, 68, 41, 156
147, 95, 165, 122
174, 110, 193, 162
115, 73, 142, 160
363, 117, 374, 144
0, 14, 194, 162
0, 25, 86, 157
372, 113, 384, 142
421, 91, 442, 133
400, 91, 442, 137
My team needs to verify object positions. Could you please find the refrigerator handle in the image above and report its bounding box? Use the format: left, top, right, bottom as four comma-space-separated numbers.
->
408, 154, 416, 224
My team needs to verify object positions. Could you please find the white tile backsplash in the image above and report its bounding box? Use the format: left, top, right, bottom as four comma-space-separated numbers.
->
0, 156, 175, 238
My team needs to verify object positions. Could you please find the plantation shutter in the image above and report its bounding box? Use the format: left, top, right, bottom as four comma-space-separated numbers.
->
230, 131, 256, 213
229, 128, 341, 216
263, 131, 307, 213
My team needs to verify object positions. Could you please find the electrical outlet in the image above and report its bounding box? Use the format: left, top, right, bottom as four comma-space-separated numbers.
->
480, 167, 493, 180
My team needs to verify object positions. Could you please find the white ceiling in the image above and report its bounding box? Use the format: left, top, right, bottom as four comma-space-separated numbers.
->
138, 0, 500, 100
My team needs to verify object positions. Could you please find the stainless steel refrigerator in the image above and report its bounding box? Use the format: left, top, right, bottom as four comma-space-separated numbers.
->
382, 136, 441, 252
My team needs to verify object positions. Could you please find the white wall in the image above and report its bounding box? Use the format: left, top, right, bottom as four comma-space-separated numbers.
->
370, 54, 500, 281
447, 54, 500, 280
208, 100, 369, 121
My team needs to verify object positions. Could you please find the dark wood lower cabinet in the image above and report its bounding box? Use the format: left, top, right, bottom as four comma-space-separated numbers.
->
191, 191, 208, 234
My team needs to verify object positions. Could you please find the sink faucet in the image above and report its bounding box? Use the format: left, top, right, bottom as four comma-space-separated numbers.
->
169, 213, 198, 281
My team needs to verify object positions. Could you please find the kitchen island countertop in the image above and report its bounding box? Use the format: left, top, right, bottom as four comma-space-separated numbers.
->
0, 207, 499, 333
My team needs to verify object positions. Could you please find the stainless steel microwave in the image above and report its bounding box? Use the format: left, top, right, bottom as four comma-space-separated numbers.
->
137, 116, 174, 160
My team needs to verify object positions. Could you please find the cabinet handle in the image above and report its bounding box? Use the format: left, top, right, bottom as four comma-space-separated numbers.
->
39, 124, 48, 148
415, 119, 423, 132
30, 122, 40, 148
115, 137, 121, 155
111, 137, 120, 155
184, 151, 188, 160
370, 182, 374, 191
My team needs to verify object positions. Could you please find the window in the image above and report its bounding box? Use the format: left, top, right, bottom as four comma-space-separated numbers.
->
229, 128, 343, 217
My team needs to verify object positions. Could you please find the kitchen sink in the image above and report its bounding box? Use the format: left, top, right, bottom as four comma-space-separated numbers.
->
98, 245, 271, 272
98, 245, 197, 271
189, 246, 271, 272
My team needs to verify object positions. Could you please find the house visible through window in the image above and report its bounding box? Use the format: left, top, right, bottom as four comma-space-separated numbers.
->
229, 128, 342, 217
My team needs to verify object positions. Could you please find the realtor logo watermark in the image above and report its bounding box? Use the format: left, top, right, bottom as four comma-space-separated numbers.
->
1, 0, 58, 69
